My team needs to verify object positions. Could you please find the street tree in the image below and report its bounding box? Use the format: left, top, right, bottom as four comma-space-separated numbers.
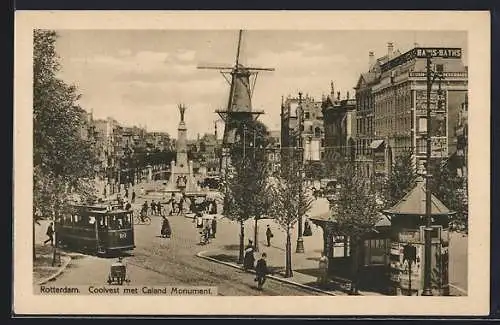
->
335, 163, 381, 294
33, 29, 98, 259
224, 118, 272, 253
224, 152, 270, 264
382, 148, 417, 208
268, 150, 313, 277
430, 160, 468, 234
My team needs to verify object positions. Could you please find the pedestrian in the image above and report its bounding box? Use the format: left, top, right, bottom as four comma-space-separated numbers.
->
157, 201, 162, 216
177, 194, 185, 215
168, 193, 176, 215
266, 225, 274, 247
303, 218, 313, 237
161, 216, 172, 238
211, 217, 217, 239
255, 253, 269, 290
317, 252, 329, 287
202, 222, 211, 244
151, 200, 156, 216
196, 212, 204, 229
131, 190, 136, 203
125, 200, 131, 211
125, 187, 129, 199
44, 222, 54, 246
244, 244, 255, 271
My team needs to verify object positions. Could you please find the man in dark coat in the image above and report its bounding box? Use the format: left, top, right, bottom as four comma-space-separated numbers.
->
266, 225, 273, 247
43, 222, 54, 246
255, 253, 269, 290
211, 218, 217, 238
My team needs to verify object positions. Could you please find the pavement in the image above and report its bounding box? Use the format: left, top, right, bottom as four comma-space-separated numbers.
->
34, 185, 323, 296
32, 180, 469, 296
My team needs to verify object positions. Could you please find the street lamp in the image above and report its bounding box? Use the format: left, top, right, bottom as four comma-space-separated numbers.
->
422, 52, 444, 296
296, 92, 305, 254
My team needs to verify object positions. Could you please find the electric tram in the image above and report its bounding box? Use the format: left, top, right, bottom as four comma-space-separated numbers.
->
56, 204, 135, 256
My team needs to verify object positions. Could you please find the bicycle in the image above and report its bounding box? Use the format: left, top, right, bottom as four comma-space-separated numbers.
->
133, 210, 152, 225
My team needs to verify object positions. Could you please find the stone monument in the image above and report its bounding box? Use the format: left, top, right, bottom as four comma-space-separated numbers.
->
165, 104, 201, 194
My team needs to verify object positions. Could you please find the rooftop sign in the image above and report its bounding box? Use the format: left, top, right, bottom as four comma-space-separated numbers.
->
381, 47, 462, 73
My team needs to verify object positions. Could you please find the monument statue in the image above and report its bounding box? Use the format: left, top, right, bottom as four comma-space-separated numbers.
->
164, 103, 201, 195
179, 104, 186, 122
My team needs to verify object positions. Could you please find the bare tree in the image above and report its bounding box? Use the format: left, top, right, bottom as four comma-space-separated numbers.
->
269, 150, 313, 277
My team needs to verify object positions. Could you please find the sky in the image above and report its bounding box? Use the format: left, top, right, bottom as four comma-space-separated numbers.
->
55, 30, 467, 139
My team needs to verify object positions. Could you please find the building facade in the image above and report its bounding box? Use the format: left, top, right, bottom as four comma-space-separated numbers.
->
281, 93, 325, 167
322, 88, 356, 176
356, 44, 468, 177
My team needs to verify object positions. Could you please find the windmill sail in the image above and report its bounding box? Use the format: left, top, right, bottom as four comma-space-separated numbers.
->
197, 29, 274, 145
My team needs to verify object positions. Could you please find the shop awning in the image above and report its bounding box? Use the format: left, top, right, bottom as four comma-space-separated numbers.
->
370, 139, 385, 149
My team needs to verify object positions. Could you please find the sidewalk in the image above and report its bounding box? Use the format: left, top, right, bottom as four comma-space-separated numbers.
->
196, 216, 385, 296
33, 244, 72, 285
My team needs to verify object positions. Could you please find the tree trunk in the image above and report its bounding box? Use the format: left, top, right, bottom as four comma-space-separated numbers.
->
254, 217, 259, 252
285, 228, 293, 278
51, 228, 58, 267
238, 220, 245, 264
350, 237, 361, 295
33, 220, 36, 260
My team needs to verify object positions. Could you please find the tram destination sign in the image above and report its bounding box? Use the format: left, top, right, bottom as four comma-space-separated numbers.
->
381, 47, 462, 73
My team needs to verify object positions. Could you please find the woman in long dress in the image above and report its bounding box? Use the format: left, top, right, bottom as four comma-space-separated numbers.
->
161, 216, 172, 238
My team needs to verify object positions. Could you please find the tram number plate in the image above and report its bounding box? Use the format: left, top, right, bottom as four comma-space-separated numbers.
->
119, 233, 127, 239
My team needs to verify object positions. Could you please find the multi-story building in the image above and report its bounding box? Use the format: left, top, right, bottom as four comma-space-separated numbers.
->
196, 133, 221, 177
281, 93, 325, 167
358, 43, 468, 176
449, 94, 468, 178
145, 131, 171, 152
266, 130, 281, 175
322, 88, 356, 176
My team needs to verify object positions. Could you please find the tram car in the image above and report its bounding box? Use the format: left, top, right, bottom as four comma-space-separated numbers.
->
56, 204, 135, 256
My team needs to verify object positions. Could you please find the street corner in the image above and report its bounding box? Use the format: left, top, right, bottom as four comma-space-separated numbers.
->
196, 249, 243, 271
34, 253, 73, 285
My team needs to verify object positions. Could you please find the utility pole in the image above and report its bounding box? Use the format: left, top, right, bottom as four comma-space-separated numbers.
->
296, 91, 305, 253
422, 53, 434, 296
243, 125, 246, 160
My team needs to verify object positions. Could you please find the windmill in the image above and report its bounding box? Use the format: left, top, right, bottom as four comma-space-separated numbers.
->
197, 29, 275, 146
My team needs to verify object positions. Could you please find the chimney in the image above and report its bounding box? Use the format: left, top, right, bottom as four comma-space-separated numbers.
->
368, 51, 375, 69
330, 81, 335, 99
387, 42, 394, 58
346, 91, 350, 100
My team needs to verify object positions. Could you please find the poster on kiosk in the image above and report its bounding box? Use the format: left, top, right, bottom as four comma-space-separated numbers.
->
390, 226, 445, 296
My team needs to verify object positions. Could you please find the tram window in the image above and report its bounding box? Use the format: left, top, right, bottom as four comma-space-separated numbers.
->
98, 216, 107, 229
108, 216, 119, 230
123, 213, 132, 227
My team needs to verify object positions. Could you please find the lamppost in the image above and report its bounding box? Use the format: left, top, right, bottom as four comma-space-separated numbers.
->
422, 52, 444, 296
296, 91, 305, 253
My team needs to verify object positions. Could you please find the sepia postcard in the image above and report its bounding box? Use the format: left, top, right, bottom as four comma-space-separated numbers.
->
14, 10, 490, 316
